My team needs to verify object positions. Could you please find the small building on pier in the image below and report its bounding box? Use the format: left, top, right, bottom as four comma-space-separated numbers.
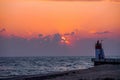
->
91, 40, 120, 66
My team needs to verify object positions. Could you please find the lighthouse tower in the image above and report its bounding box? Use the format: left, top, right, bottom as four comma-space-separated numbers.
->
95, 40, 105, 60
92, 40, 120, 66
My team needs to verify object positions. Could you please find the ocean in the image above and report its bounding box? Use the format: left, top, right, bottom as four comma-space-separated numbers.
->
0, 56, 94, 78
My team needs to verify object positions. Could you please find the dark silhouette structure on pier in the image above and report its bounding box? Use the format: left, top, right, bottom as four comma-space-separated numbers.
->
95, 40, 104, 59
92, 40, 120, 65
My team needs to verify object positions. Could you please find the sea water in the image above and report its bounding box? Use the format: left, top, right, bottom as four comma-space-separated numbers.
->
0, 56, 93, 77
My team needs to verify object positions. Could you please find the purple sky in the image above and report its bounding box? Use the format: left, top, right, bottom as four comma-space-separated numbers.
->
0, 32, 120, 56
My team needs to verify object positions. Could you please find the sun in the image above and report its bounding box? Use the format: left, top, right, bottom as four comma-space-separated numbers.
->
61, 36, 70, 45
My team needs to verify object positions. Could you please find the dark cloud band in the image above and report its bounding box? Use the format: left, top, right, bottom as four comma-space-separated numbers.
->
0, 28, 6, 33
94, 31, 111, 35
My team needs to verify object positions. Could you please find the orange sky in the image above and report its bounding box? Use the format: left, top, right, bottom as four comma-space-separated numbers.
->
0, 0, 120, 38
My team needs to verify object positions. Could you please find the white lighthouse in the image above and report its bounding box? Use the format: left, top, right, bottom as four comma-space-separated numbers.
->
95, 40, 105, 60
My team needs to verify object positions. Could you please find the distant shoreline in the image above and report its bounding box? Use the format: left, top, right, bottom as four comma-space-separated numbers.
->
1, 64, 120, 80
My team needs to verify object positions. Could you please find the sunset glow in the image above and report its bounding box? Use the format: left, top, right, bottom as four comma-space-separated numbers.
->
0, 0, 120, 56
61, 36, 71, 45
0, 0, 120, 38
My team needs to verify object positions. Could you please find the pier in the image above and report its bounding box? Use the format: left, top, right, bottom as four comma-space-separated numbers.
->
91, 58, 120, 65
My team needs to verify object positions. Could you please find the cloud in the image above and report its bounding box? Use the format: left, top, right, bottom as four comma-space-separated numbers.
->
94, 31, 111, 35
64, 32, 75, 36
71, 32, 75, 35
38, 34, 43, 37
0, 31, 120, 56
53, 33, 61, 43
0, 28, 6, 33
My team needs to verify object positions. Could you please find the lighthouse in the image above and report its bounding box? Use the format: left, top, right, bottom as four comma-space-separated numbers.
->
95, 40, 105, 60
92, 40, 120, 65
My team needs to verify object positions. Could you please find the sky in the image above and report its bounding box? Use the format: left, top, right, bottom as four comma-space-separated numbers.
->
0, 0, 120, 56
